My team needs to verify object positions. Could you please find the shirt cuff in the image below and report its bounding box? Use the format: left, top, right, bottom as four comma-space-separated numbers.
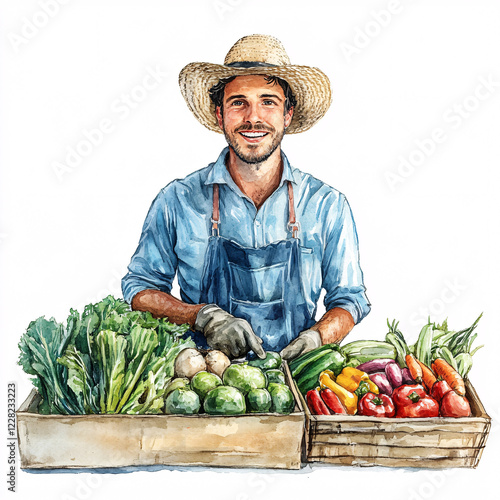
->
325, 297, 371, 325
121, 278, 168, 305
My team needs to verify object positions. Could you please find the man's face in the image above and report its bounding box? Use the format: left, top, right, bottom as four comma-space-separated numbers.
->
215, 75, 294, 165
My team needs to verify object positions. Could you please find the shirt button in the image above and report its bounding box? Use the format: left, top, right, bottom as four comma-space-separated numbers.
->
255, 220, 261, 227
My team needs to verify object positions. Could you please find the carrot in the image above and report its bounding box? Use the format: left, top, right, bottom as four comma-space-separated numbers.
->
432, 358, 466, 396
416, 359, 437, 392
405, 354, 422, 383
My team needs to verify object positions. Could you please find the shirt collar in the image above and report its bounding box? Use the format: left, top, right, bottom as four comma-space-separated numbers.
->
204, 147, 297, 187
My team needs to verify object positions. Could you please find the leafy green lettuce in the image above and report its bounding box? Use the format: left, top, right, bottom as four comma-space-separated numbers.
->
18, 296, 194, 414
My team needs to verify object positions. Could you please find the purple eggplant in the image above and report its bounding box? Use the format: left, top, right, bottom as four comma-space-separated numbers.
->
401, 367, 415, 385
369, 372, 393, 395
356, 359, 397, 374
385, 362, 403, 389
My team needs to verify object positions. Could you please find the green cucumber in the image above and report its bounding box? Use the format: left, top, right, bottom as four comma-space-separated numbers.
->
291, 348, 332, 379
296, 349, 346, 394
340, 340, 396, 364
289, 343, 338, 375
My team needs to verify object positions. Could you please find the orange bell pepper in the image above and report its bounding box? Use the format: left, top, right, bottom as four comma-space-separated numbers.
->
336, 366, 379, 395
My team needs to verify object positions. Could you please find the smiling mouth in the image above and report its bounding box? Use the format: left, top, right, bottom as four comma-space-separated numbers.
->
239, 131, 269, 143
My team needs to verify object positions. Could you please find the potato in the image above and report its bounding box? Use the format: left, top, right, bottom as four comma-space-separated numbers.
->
205, 350, 231, 378
174, 348, 206, 379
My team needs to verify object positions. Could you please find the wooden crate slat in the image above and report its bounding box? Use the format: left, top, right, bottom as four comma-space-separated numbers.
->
310, 419, 488, 434
306, 454, 479, 468
307, 430, 484, 448
308, 442, 482, 460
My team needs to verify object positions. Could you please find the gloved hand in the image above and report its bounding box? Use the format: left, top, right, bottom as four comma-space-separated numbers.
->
280, 329, 322, 361
194, 304, 266, 360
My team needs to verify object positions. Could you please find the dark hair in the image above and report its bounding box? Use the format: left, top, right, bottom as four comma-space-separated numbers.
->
209, 75, 297, 116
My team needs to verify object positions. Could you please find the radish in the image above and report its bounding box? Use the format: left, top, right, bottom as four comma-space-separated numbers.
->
174, 348, 206, 379
205, 350, 231, 378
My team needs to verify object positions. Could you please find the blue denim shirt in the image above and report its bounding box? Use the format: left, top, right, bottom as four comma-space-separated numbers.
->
122, 147, 370, 324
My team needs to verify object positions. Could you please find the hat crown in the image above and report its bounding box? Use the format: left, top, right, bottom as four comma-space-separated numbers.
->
224, 34, 291, 67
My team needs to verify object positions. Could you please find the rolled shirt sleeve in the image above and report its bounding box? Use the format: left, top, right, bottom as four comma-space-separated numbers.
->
321, 194, 371, 324
121, 189, 178, 304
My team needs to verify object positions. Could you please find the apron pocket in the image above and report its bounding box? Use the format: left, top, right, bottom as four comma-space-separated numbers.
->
229, 297, 289, 352
229, 261, 286, 303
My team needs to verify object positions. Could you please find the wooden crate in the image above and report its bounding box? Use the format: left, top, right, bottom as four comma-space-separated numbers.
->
17, 363, 304, 470
288, 376, 491, 468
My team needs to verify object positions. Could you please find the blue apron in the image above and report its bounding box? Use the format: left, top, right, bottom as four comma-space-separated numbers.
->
193, 182, 314, 353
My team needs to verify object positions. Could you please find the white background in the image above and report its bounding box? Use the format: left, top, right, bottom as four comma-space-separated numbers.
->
1, 0, 499, 499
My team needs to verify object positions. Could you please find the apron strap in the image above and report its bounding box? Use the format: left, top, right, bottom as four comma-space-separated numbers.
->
287, 181, 300, 238
211, 181, 299, 238
211, 183, 220, 236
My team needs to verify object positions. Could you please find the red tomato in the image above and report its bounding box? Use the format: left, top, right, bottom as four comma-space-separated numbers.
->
431, 380, 453, 402
440, 391, 471, 417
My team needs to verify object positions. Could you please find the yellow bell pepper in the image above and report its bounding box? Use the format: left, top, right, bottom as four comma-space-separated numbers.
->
336, 367, 379, 395
319, 370, 358, 415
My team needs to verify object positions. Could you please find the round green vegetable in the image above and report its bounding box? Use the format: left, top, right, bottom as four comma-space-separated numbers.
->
246, 388, 272, 413
223, 364, 267, 394
164, 377, 191, 398
268, 383, 294, 414
265, 369, 285, 385
190, 371, 222, 399
203, 386, 246, 415
248, 351, 282, 371
165, 388, 200, 415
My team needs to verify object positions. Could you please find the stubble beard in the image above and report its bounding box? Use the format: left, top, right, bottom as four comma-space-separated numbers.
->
222, 121, 286, 167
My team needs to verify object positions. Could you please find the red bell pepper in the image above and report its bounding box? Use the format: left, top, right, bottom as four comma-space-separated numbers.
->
306, 388, 331, 415
393, 384, 439, 418
392, 384, 425, 406
320, 388, 347, 414
358, 392, 395, 417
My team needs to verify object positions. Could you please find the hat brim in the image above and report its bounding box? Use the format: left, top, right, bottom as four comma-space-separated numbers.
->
179, 62, 332, 134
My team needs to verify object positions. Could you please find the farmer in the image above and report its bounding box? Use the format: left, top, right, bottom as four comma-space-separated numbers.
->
122, 34, 370, 361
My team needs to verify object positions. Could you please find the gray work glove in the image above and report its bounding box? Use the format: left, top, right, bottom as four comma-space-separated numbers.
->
194, 304, 266, 360
280, 329, 322, 361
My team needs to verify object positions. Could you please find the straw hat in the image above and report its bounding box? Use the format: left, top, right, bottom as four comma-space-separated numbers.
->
179, 34, 332, 134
